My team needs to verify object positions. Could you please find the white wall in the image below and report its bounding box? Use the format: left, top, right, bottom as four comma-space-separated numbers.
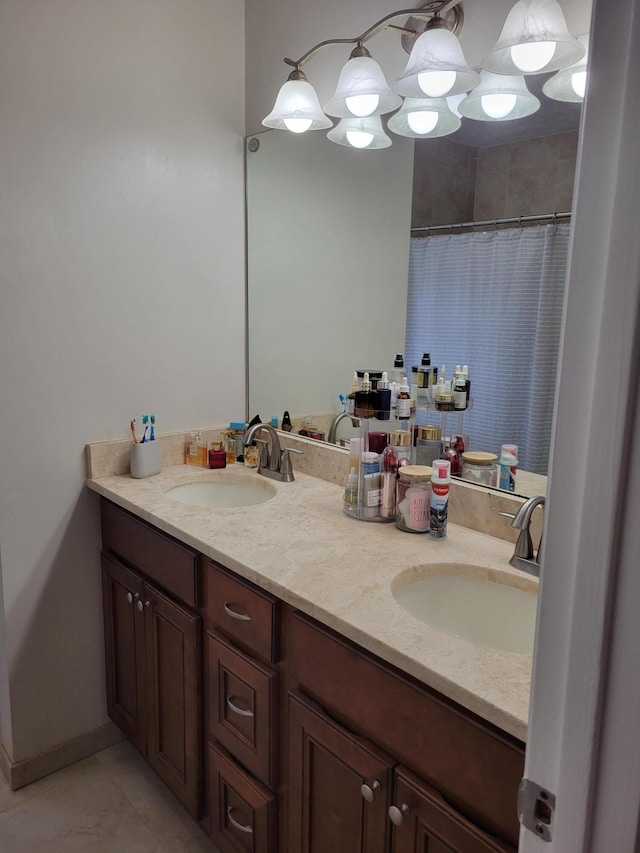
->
0, 0, 245, 764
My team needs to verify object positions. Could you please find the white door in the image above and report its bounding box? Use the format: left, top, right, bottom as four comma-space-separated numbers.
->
521, 0, 640, 849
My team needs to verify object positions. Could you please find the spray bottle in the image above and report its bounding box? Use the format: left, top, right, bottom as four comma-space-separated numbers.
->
429, 459, 451, 539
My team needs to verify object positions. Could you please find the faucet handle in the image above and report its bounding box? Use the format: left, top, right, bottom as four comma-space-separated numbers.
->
499, 511, 516, 520
279, 447, 302, 479
255, 437, 270, 468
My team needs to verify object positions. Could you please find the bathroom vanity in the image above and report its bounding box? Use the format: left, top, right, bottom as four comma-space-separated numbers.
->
89, 457, 534, 853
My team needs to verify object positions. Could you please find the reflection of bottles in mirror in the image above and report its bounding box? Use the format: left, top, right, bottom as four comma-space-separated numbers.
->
375, 372, 391, 420
347, 372, 358, 415
397, 378, 412, 419
355, 372, 374, 418
416, 352, 432, 403
453, 365, 468, 411
441, 437, 462, 475
499, 444, 519, 491
390, 354, 405, 386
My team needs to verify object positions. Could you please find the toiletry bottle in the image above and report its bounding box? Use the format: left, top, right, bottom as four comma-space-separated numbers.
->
223, 431, 236, 464
208, 442, 226, 469
355, 372, 374, 418
380, 446, 398, 519
229, 422, 246, 462
196, 431, 208, 465
343, 467, 358, 507
430, 459, 451, 539
499, 444, 519, 491
416, 353, 432, 403
389, 429, 412, 464
271, 416, 279, 428
453, 366, 468, 410
348, 437, 363, 476
397, 377, 412, 419
375, 372, 391, 420
463, 365, 471, 405
390, 354, 405, 385
282, 411, 292, 432
185, 431, 198, 464
347, 372, 359, 415
359, 451, 381, 519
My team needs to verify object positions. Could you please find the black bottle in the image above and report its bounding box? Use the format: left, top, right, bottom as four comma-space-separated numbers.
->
375, 372, 391, 420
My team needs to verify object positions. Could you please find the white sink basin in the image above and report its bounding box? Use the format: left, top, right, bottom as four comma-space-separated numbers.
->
392, 564, 538, 654
165, 479, 276, 508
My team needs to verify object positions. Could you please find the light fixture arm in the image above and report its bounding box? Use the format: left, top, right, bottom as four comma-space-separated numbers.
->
283, 1, 462, 69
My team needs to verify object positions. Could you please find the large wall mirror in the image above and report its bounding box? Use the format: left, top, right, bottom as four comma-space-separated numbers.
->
246, 72, 583, 493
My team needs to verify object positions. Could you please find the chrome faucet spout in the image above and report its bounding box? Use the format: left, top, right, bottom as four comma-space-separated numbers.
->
509, 495, 545, 576
327, 411, 360, 444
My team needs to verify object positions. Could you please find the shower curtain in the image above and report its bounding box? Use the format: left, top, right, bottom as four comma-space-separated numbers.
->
405, 223, 570, 474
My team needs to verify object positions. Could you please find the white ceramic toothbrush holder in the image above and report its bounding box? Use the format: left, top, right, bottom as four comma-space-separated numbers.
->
130, 441, 162, 479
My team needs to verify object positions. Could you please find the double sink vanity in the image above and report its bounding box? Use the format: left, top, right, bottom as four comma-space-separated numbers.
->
86, 432, 538, 852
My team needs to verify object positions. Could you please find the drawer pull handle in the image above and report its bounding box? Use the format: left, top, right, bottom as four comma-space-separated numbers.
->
361, 780, 381, 803
227, 806, 253, 834
227, 696, 254, 718
388, 803, 410, 826
223, 602, 252, 622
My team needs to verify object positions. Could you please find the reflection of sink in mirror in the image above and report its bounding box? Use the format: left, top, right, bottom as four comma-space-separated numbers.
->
165, 479, 276, 508
392, 564, 537, 655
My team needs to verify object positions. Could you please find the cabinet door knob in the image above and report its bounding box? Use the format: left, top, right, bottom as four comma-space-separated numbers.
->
226, 696, 254, 718
361, 780, 381, 803
226, 806, 253, 834
388, 803, 410, 826
137, 599, 150, 612
223, 602, 252, 622
126, 592, 133, 605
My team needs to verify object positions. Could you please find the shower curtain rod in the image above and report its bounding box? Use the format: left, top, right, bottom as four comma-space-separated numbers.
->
411, 211, 571, 234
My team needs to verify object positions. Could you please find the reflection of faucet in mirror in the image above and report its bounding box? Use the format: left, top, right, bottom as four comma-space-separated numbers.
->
508, 496, 545, 576
327, 412, 360, 445
243, 423, 302, 482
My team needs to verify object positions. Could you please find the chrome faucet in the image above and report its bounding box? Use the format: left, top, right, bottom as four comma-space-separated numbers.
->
507, 495, 545, 576
327, 411, 360, 444
242, 423, 301, 482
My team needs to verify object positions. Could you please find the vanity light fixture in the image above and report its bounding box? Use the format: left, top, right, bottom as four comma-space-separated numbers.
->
482, 0, 585, 76
458, 70, 540, 121
542, 33, 589, 102
393, 15, 479, 99
327, 115, 392, 149
262, 68, 333, 133
387, 96, 461, 138
324, 44, 402, 118
262, 1, 587, 147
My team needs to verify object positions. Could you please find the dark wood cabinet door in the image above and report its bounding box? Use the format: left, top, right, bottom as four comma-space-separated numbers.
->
390, 767, 515, 853
288, 691, 394, 853
144, 582, 202, 819
209, 742, 277, 853
101, 554, 146, 754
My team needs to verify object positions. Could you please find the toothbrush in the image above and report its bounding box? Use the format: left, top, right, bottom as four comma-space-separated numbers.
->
130, 419, 139, 443
338, 394, 346, 412
141, 414, 149, 443
150, 414, 156, 441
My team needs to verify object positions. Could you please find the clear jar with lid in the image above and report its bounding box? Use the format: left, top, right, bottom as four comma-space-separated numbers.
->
460, 451, 498, 486
389, 429, 412, 464
414, 425, 442, 467
395, 465, 432, 533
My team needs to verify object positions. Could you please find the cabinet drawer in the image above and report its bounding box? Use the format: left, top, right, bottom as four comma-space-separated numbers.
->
208, 742, 276, 853
208, 631, 278, 789
207, 562, 279, 663
101, 499, 199, 608
289, 612, 524, 848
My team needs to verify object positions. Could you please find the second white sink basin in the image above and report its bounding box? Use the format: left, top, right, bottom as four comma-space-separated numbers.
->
392, 565, 538, 654
165, 478, 276, 508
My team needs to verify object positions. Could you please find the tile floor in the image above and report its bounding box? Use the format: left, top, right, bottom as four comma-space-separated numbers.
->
0, 740, 220, 852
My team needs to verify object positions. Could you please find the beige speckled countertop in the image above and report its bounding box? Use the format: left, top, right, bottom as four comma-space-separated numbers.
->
87, 462, 534, 742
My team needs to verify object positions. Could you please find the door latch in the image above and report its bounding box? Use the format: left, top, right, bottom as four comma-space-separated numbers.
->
518, 777, 555, 842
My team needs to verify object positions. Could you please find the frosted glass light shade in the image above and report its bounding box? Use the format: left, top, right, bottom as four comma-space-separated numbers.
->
327, 115, 392, 149
542, 33, 590, 102
394, 27, 480, 99
483, 0, 585, 75
458, 70, 540, 121
324, 55, 402, 118
387, 97, 461, 138
263, 78, 333, 132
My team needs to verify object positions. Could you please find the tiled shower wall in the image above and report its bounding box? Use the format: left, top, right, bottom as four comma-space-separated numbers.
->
411, 130, 579, 229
